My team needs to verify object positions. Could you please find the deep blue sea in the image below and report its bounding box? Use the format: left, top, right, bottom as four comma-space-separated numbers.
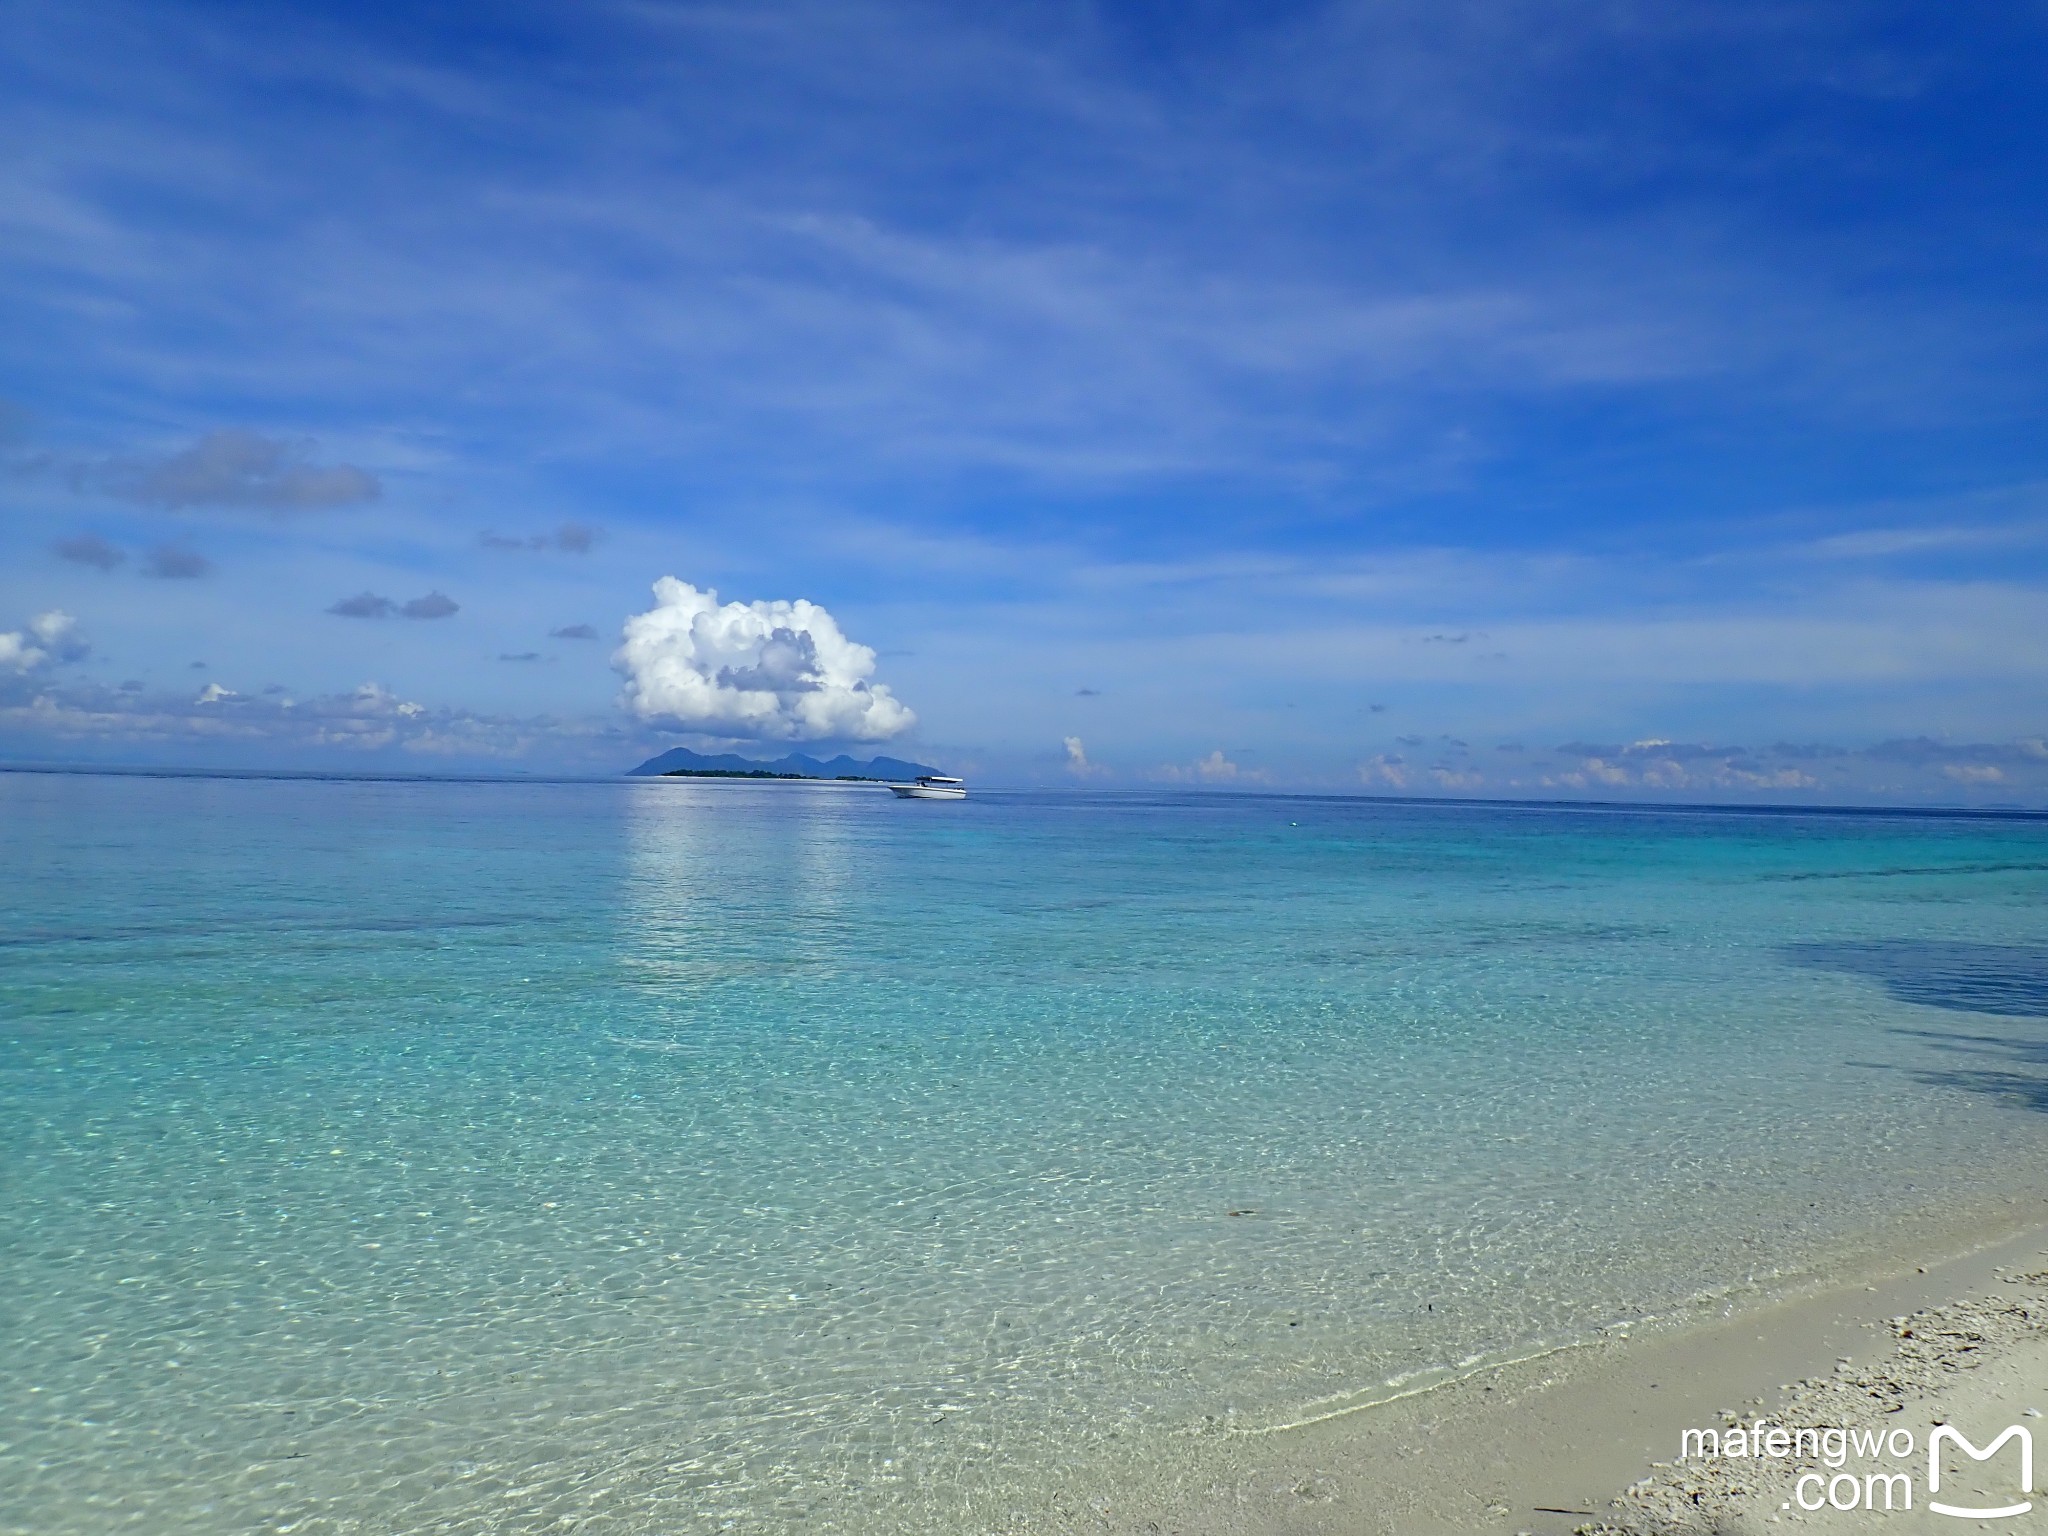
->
4, 772, 2047, 1534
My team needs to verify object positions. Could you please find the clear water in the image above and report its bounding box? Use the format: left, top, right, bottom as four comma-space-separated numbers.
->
4, 773, 2046, 1535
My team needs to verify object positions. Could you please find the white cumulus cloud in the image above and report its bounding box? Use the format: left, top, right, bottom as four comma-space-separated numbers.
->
1359, 754, 1409, 789
1157, 749, 1263, 783
0, 610, 87, 672
615, 578, 915, 743
1062, 735, 1108, 777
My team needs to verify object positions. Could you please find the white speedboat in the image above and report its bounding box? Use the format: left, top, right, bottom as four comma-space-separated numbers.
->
890, 774, 967, 800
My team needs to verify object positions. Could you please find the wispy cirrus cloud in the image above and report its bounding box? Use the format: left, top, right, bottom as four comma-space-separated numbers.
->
7, 0, 2038, 510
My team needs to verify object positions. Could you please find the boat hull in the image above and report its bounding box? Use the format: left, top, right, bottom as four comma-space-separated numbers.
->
890, 784, 967, 799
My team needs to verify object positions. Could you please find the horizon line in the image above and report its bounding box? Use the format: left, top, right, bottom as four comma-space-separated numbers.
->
4, 760, 2044, 821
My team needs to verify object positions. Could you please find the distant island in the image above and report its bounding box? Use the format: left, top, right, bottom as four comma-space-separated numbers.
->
627, 747, 940, 782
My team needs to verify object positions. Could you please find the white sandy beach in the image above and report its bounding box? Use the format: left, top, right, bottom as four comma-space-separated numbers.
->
1585, 1242, 2048, 1535
1077, 1207, 2048, 1536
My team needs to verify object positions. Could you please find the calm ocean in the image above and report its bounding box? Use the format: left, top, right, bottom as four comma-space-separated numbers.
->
4, 772, 2046, 1534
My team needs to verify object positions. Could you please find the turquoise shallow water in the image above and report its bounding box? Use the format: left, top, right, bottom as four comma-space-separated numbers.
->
4, 773, 2048, 1534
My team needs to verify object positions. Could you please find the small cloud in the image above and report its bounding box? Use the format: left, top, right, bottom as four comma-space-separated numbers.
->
54, 533, 123, 570
1943, 763, 2006, 784
1865, 736, 2048, 773
0, 609, 88, 672
1395, 734, 1424, 747
1496, 742, 1525, 754
0, 674, 567, 763
328, 590, 459, 620
1075, 687, 1101, 697
189, 660, 207, 669
1722, 766, 1817, 789
480, 522, 601, 554
1197, 750, 1243, 781
195, 682, 238, 704
329, 591, 396, 619
1360, 754, 1408, 789
1368, 703, 1387, 713
1158, 749, 1263, 784
499, 651, 542, 662
107, 430, 379, 511
28, 610, 83, 659
1613, 739, 1750, 763
549, 623, 599, 640
1418, 632, 1471, 645
142, 544, 213, 579
351, 681, 425, 718
401, 591, 459, 620
1063, 735, 1108, 778
1430, 766, 1484, 790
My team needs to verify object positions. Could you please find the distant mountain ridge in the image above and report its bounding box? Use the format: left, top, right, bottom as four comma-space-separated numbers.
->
627, 746, 939, 781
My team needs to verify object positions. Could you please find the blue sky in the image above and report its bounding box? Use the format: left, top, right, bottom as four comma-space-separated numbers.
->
3, 0, 2047, 801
